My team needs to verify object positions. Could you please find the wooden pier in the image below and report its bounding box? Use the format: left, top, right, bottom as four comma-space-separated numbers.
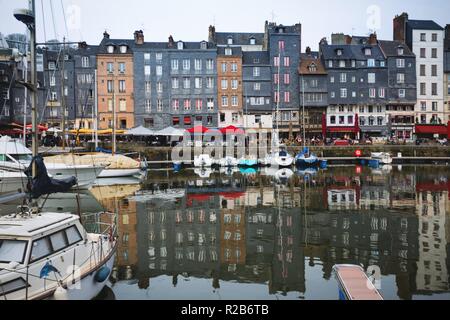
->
333, 265, 383, 300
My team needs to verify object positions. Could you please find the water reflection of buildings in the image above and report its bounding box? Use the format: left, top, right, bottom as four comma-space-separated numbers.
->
108, 167, 450, 298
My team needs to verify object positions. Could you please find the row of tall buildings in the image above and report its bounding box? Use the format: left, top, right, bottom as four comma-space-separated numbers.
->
1, 13, 450, 140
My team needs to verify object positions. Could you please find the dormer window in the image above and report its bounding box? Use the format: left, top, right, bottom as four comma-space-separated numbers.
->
308, 63, 317, 72
200, 41, 207, 50
336, 49, 342, 56
120, 46, 127, 53
177, 41, 184, 50
397, 47, 404, 55
364, 48, 372, 56
278, 28, 284, 34
225, 48, 232, 56
107, 45, 114, 53
227, 37, 233, 45
249, 37, 256, 45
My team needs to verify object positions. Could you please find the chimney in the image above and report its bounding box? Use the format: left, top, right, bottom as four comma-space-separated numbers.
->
134, 30, 144, 45
345, 35, 352, 44
208, 25, 216, 44
368, 32, 378, 45
103, 31, 110, 39
306, 46, 311, 55
393, 12, 408, 43
78, 41, 87, 49
168, 35, 174, 48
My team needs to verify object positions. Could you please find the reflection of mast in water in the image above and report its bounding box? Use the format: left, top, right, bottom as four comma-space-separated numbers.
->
276, 185, 287, 282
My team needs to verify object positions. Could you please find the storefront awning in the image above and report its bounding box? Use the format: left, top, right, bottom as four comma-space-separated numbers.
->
327, 126, 359, 133
415, 124, 447, 135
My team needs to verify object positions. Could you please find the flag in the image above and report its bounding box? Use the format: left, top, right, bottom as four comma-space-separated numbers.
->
40, 261, 61, 278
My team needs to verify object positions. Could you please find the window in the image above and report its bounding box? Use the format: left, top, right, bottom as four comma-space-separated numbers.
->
195, 99, 203, 111
254, 83, 261, 91
273, 74, 279, 84
119, 80, 126, 93
155, 52, 162, 61
336, 49, 342, 56
144, 65, 151, 76
221, 79, 228, 89
420, 48, 426, 58
144, 53, 150, 61
328, 60, 333, 68
182, 59, 190, 70
232, 95, 238, 106
420, 64, 426, 76
397, 73, 405, 84
194, 59, 202, 71
367, 59, 375, 67
156, 82, 163, 93
430, 64, 438, 77
0, 240, 27, 264
207, 116, 213, 125
250, 38, 256, 45
117, 62, 125, 73
107, 45, 114, 54
339, 116, 345, 124
284, 73, 290, 84
207, 98, 214, 110
119, 99, 127, 111
119, 45, 127, 53
365, 48, 372, 56
81, 56, 89, 68
177, 42, 184, 50
232, 113, 238, 123
420, 33, 426, 41
107, 99, 113, 111
225, 48, 232, 56
432, 101, 438, 111
206, 59, 214, 70
30, 238, 52, 262
253, 67, 260, 77
183, 99, 191, 110
348, 115, 353, 124
432, 83, 437, 95
172, 99, 179, 111
378, 88, 385, 98
107, 80, 113, 93
171, 59, 179, 71
194, 77, 202, 89
145, 99, 151, 112
221, 63, 227, 73
369, 88, 376, 98
156, 65, 163, 76
432, 33, 438, 42
330, 76, 335, 83
173, 117, 180, 125
420, 83, 426, 95
50, 75, 56, 86
377, 117, 383, 126
340, 73, 346, 83
399, 89, 406, 98
339, 60, 346, 68
107, 62, 114, 73
171, 78, 179, 89
227, 37, 233, 45
231, 79, 238, 89
278, 40, 285, 50
183, 77, 190, 89
330, 91, 335, 98
396, 59, 405, 68
222, 96, 229, 107
284, 56, 290, 67
231, 63, 238, 72
420, 101, 427, 112
206, 77, 214, 89
330, 116, 336, 124
284, 91, 290, 103
340, 88, 347, 98
201, 42, 207, 50
368, 73, 376, 84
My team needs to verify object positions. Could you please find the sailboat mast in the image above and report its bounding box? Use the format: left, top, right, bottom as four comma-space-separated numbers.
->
112, 84, 116, 155
23, 44, 28, 145
61, 37, 66, 150
302, 75, 305, 147
30, 0, 37, 175
94, 69, 98, 149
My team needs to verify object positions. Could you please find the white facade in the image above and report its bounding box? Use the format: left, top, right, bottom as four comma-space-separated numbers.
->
326, 105, 356, 127
219, 111, 244, 127
412, 29, 445, 124
243, 114, 273, 130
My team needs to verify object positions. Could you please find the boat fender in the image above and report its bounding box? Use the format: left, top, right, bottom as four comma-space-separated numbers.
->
53, 286, 69, 300
94, 266, 111, 283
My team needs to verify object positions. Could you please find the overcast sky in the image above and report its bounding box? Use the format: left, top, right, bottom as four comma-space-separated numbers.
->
1, 0, 449, 50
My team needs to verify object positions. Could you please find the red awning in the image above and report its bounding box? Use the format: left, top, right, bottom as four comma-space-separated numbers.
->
328, 126, 359, 133
187, 125, 209, 134
219, 125, 244, 134
26, 124, 48, 131
184, 116, 191, 125
218, 191, 245, 199
415, 124, 447, 135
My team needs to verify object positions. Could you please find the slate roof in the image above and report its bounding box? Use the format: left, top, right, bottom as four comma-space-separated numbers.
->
407, 20, 444, 31
98, 38, 135, 54
378, 40, 415, 57
320, 44, 385, 60
242, 51, 270, 65
298, 57, 327, 75
217, 46, 242, 56
215, 32, 264, 46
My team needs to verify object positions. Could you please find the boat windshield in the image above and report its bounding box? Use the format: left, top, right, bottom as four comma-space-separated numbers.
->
9, 154, 32, 163
0, 239, 28, 264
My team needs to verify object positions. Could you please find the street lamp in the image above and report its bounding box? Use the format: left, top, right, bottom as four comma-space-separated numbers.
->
14, 1, 37, 176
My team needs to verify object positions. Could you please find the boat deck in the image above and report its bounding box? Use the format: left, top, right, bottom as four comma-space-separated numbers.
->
334, 265, 383, 300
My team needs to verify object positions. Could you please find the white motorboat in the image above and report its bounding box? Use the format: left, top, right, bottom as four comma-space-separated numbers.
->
262, 167, 294, 182
194, 154, 214, 167
0, 137, 104, 189
261, 145, 294, 168
0, 170, 28, 194
0, 209, 117, 300
217, 156, 238, 167
370, 152, 393, 165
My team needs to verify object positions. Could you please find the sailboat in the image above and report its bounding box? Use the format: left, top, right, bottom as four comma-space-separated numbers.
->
0, 3, 117, 300
294, 76, 320, 168
262, 47, 293, 168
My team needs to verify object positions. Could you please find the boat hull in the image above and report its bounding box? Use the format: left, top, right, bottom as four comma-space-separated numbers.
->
0, 171, 27, 194
97, 168, 142, 178
45, 164, 104, 189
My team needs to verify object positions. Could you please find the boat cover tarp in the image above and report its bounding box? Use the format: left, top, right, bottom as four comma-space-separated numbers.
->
25, 155, 77, 199
45, 153, 140, 169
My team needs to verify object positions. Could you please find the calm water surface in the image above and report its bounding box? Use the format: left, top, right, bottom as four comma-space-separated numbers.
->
8, 165, 450, 300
